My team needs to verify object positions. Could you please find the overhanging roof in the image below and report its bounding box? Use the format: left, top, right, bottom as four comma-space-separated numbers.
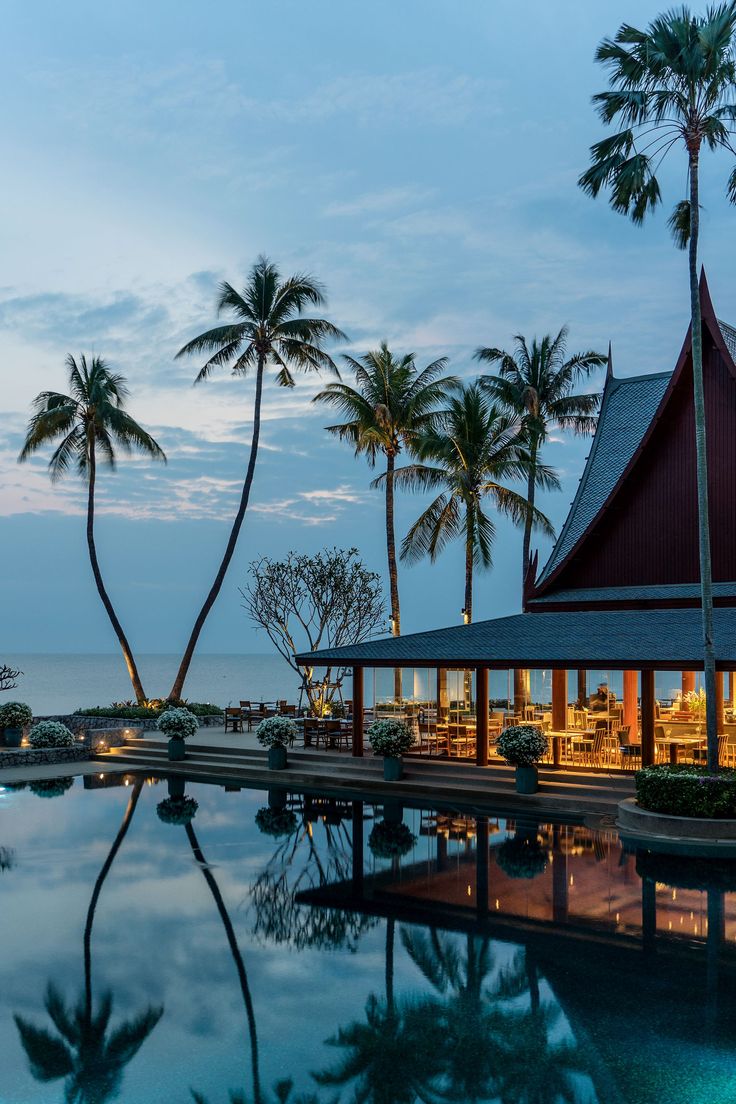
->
527, 581, 736, 609
295, 606, 736, 670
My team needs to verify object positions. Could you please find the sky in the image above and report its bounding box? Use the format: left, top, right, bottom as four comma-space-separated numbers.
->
2, 0, 736, 663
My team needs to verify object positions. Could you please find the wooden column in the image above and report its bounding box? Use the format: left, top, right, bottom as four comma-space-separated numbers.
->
352, 666, 364, 757
641, 669, 655, 766
642, 876, 657, 956
552, 825, 568, 923
576, 669, 587, 708
552, 669, 567, 732
682, 671, 696, 695
351, 800, 364, 894
476, 666, 489, 766
476, 816, 489, 918
727, 672, 733, 708
623, 670, 638, 735
716, 671, 725, 734
513, 668, 530, 713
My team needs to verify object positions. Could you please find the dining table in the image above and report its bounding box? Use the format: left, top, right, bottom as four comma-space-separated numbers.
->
656, 734, 705, 765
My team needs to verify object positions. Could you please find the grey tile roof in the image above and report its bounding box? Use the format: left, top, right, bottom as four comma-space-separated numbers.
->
295, 607, 736, 668
528, 582, 736, 605
719, 319, 736, 362
536, 371, 672, 585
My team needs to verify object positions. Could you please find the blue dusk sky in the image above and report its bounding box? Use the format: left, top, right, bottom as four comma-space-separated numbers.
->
1, 0, 735, 657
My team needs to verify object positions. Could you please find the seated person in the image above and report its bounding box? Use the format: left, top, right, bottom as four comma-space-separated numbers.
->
589, 684, 610, 712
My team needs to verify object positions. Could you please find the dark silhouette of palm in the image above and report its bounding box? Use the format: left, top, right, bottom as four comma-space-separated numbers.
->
475, 329, 603, 593
169, 256, 345, 700
18, 355, 165, 702
14, 781, 162, 1102
402, 928, 508, 1103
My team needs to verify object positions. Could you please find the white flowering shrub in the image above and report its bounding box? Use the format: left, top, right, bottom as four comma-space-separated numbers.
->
29, 721, 75, 748
496, 725, 548, 767
256, 715, 297, 749
156, 707, 199, 739
0, 702, 33, 728
369, 719, 415, 757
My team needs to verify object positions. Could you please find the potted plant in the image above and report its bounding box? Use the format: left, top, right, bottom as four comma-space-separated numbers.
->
369, 718, 415, 781
495, 830, 548, 879
496, 725, 548, 794
156, 795, 199, 825
368, 819, 417, 859
255, 805, 298, 837
0, 702, 33, 747
256, 715, 296, 770
156, 707, 199, 761
28, 720, 75, 748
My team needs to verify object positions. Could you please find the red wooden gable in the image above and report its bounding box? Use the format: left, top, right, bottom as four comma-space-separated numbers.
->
530, 273, 736, 604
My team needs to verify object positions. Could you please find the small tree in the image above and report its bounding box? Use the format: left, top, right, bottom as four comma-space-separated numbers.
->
0, 664, 21, 694
242, 548, 384, 715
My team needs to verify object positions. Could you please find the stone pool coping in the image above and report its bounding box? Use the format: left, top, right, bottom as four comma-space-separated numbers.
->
617, 796, 736, 846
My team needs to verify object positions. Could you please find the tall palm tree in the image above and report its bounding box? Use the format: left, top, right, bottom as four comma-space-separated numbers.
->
475, 329, 604, 593
14, 781, 162, 1103
169, 256, 346, 701
394, 383, 555, 622
18, 356, 165, 703
578, 3, 736, 768
313, 344, 457, 639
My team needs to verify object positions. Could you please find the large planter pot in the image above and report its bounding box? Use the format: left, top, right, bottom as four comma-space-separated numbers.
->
167, 776, 186, 799
268, 745, 288, 771
3, 727, 23, 748
515, 765, 538, 795
384, 756, 403, 782
168, 736, 186, 762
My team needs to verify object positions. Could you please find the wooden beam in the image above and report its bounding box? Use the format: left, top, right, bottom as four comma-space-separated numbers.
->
352, 666, 364, 757
623, 670, 638, 735
641, 669, 655, 766
476, 666, 489, 766
552, 669, 567, 732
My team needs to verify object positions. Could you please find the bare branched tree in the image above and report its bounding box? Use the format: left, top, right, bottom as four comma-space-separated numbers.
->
242, 547, 384, 715
0, 664, 21, 694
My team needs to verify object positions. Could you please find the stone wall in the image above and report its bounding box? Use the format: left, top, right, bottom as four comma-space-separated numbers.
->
32, 713, 224, 749
0, 746, 89, 770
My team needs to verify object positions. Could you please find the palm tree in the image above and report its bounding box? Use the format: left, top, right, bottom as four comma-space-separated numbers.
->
168, 256, 345, 701
475, 328, 604, 593
313, 344, 457, 639
578, 3, 736, 768
18, 356, 165, 703
394, 383, 555, 622
14, 781, 163, 1103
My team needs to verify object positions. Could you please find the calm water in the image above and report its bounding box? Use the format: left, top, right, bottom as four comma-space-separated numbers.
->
1, 776, 736, 1103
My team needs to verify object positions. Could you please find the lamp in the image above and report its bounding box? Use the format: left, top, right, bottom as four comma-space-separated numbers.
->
461, 608, 470, 625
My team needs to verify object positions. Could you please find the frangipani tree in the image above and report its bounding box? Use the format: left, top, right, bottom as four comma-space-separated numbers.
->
579, 2, 736, 769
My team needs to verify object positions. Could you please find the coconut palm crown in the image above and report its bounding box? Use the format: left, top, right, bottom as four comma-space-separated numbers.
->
169, 255, 346, 701
392, 382, 555, 622
578, 3, 736, 768
313, 343, 457, 638
475, 327, 604, 593
18, 354, 165, 702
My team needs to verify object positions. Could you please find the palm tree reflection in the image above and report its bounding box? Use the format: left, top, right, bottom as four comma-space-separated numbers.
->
14, 781, 162, 1102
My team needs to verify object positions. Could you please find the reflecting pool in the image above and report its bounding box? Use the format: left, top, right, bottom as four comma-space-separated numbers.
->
1, 773, 736, 1103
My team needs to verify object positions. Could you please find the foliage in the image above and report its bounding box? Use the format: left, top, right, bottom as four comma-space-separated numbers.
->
497, 725, 548, 767
76, 701, 223, 718
255, 806, 299, 837
156, 796, 199, 825
495, 833, 549, 879
0, 846, 16, 871
326, 700, 346, 719
636, 764, 736, 818
156, 707, 199, 739
368, 719, 415, 758
0, 663, 22, 694
29, 721, 75, 748
368, 820, 417, 859
0, 701, 33, 728
29, 777, 75, 798
191, 1077, 323, 1104
243, 547, 384, 715
256, 715, 297, 749
635, 847, 736, 892
676, 688, 707, 716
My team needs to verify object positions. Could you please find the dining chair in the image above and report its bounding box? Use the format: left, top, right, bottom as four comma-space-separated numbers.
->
618, 725, 641, 770
224, 707, 243, 734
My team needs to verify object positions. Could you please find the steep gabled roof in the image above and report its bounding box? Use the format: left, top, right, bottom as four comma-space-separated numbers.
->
535, 370, 671, 585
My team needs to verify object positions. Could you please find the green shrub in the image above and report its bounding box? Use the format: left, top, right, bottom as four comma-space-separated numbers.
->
635, 764, 736, 819
74, 701, 223, 719
368, 820, 416, 859
0, 702, 33, 728
368, 719, 415, 758
635, 849, 736, 892
255, 806, 298, 837
29, 721, 75, 748
30, 777, 74, 798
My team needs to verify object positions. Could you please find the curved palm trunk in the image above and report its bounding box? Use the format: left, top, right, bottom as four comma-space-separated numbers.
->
87, 446, 147, 704
385, 453, 402, 702
688, 152, 718, 769
185, 821, 262, 1104
521, 439, 538, 592
83, 781, 143, 1021
385, 918, 395, 1013
169, 356, 266, 701
464, 509, 474, 624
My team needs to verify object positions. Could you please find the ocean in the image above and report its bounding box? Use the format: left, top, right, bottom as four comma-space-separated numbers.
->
2, 652, 688, 716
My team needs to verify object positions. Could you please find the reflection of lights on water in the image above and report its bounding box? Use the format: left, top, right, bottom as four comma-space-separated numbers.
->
495, 899, 500, 910
467, 885, 472, 897
569, 874, 574, 887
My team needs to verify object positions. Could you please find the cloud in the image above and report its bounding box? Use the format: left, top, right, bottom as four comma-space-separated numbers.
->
324, 186, 434, 218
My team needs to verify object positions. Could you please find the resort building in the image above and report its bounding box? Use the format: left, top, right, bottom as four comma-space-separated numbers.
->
298, 274, 736, 771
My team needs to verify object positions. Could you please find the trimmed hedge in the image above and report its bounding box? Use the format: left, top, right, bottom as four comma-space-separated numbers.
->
636, 849, 736, 893
635, 764, 736, 819
75, 702, 223, 719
